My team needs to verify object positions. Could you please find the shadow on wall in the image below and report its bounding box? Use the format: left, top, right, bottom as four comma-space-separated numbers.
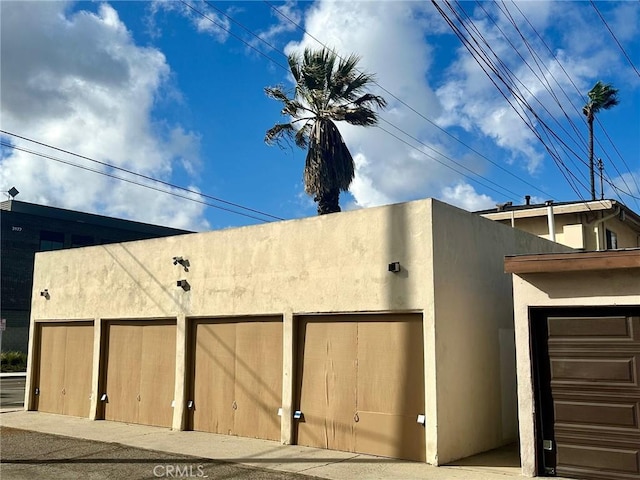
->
101, 244, 187, 316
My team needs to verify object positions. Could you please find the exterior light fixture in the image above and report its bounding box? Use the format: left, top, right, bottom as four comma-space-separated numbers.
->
388, 262, 401, 273
40, 289, 50, 299
172, 256, 190, 271
177, 279, 190, 291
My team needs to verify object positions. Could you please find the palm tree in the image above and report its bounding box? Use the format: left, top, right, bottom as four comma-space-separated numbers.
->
583, 81, 619, 200
265, 48, 386, 215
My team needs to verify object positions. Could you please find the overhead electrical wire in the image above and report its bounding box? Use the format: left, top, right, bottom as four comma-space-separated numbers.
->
265, 0, 639, 206
433, 0, 640, 205
8, 0, 636, 217
504, 0, 639, 207
0, 142, 279, 223
590, 0, 640, 78
261, 0, 557, 202
182, 0, 538, 202
0, 130, 284, 222
441, 0, 628, 200
431, 0, 591, 203
191, 0, 640, 205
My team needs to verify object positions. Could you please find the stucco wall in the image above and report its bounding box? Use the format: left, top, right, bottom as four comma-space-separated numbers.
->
430, 202, 572, 465
493, 213, 639, 250
512, 269, 640, 477
30, 200, 433, 320
28, 198, 436, 456
27, 197, 573, 465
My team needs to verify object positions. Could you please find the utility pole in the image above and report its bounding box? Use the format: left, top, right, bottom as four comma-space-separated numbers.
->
598, 158, 604, 200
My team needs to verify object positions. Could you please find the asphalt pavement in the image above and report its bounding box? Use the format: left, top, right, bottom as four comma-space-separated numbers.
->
1, 426, 318, 480
0, 375, 25, 409
0, 376, 535, 480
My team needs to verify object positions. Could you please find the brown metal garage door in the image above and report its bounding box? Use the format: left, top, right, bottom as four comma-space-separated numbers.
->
295, 314, 425, 462
34, 322, 93, 417
102, 320, 176, 428
535, 312, 640, 480
188, 317, 282, 441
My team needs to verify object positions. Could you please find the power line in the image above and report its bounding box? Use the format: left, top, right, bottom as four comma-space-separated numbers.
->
0, 131, 285, 222
376, 124, 517, 200
590, 0, 640, 78
1, 141, 279, 223
432, 0, 590, 203
504, 0, 639, 207
178, 0, 288, 71
184, 0, 546, 202
259, 0, 553, 200
187, 0, 640, 208
433, 1, 640, 204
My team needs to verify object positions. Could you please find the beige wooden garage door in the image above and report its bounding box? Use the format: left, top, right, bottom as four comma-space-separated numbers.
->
35, 322, 94, 417
541, 314, 640, 480
295, 314, 425, 462
188, 317, 282, 441
103, 320, 176, 428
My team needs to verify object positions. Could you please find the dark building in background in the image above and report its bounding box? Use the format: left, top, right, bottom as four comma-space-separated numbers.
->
1, 199, 191, 352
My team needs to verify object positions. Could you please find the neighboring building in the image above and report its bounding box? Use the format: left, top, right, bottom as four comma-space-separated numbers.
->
1, 199, 190, 352
477, 199, 640, 250
26, 198, 571, 466
505, 249, 640, 479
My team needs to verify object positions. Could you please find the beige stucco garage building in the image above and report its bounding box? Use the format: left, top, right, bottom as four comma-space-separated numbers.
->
26, 198, 570, 465
506, 249, 640, 479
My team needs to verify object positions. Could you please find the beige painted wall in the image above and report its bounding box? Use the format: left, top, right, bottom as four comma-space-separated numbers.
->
512, 269, 640, 477
30, 200, 432, 320
493, 213, 639, 250
27, 197, 570, 465
28, 199, 435, 457
430, 202, 571, 465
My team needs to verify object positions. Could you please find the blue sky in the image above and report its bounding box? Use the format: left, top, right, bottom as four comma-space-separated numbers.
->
1, 1, 639, 231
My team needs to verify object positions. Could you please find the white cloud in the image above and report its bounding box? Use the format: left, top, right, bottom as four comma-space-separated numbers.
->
285, 1, 453, 209
147, 0, 230, 42
258, 1, 302, 46
605, 170, 640, 204
433, 1, 635, 178
0, 1, 209, 231
441, 182, 496, 212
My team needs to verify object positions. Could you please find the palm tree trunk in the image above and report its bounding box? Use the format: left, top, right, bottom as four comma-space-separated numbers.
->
588, 115, 595, 200
315, 188, 341, 215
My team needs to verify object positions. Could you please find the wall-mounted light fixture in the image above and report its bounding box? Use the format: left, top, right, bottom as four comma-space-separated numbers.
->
40, 289, 50, 299
177, 279, 190, 291
6, 186, 19, 200
172, 256, 190, 271
388, 262, 401, 273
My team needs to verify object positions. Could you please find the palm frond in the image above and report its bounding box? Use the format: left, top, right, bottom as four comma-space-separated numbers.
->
265, 123, 295, 146
352, 93, 387, 109
265, 47, 385, 213
288, 53, 302, 84
585, 81, 619, 116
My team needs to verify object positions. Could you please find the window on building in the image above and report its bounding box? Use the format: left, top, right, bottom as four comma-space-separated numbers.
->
39, 231, 64, 251
71, 234, 93, 247
605, 229, 618, 250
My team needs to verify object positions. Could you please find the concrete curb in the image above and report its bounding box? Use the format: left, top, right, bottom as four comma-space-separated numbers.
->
0, 372, 27, 378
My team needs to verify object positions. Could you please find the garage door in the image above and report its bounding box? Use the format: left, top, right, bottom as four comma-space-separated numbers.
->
188, 317, 282, 441
535, 313, 640, 480
34, 322, 94, 417
295, 314, 425, 462
102, 320, 176, 428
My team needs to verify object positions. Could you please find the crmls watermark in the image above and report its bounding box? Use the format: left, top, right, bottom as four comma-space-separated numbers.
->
153, 464, 208, 478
